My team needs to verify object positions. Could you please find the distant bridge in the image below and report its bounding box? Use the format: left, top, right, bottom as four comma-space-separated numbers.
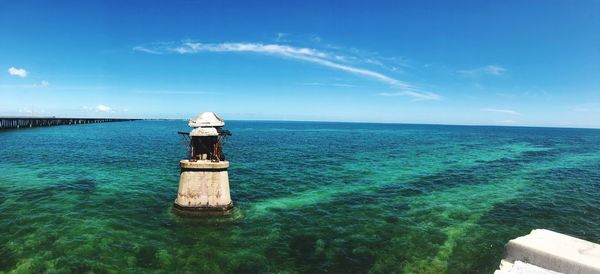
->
0, 117, 140, 130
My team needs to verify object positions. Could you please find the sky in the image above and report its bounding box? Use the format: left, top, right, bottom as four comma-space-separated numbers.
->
1, 0, 599, 128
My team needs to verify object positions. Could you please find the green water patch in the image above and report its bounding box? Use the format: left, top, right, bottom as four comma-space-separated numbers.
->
228, 143, 550, 272
0, 247, 18, 272
243, 142, 549, 218
229, 148, 600, 273
443, 164, 600, 273
0, 170, 181, 272
1, 121, 600, 273
215, 146, 558, 272
219, 165, 528, 272
399, 177, 529, 273
0, 186, 7, 206
227, 124, 470, 204
486, 165, 600, 238
399, 151, 600, 273
226, 199, 426, 273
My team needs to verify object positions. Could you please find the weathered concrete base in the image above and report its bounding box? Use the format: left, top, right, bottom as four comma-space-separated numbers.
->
495, 229, 600, 274
174, 160, 232, 216
173, 202, 234, 217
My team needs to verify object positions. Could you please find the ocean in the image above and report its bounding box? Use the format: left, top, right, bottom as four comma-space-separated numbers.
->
1, 120, 599, 273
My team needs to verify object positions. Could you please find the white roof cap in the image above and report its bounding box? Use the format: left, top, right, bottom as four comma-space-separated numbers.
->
188, 112, 225, 128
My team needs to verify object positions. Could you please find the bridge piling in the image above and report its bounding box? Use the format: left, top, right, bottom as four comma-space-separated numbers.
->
0, 117, 140, 130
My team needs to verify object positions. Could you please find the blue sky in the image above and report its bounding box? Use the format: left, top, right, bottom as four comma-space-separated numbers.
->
1, 0, 599, 127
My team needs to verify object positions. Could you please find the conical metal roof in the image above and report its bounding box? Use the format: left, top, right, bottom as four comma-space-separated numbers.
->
188, 112, 225, 127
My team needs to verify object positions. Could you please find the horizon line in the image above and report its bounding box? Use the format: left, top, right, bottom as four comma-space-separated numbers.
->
2, 115, 598, 130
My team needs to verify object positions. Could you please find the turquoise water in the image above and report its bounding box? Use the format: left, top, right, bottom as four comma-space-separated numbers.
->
1, 121, 599, 273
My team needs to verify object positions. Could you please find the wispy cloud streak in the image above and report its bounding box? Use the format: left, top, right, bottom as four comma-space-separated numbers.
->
379, 91, 442, 101
459, 65, 506, 76
171, 42, 412, 88
132, 46, 163, 55
480, 108, 520, 115
134, 41, 441, 101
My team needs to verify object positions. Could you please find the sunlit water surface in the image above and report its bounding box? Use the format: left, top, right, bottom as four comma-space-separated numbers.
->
1, 121, 599, 273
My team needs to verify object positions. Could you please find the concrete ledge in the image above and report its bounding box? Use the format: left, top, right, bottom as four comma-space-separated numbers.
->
180, 160, 229, 169
496, 229, 600, 274
172, 202, 234, 217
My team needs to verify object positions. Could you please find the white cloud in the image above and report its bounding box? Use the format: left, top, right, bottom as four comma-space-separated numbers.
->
96, 104, 112, 112
498, 119, 516, 124
8, 67, 28, 77
135, 40, 442, 100
378, 91, 442, 101
133, 46, 163, 54
481, 108, 521, 115
459, 65, 506, 76
41, 80, 49, 87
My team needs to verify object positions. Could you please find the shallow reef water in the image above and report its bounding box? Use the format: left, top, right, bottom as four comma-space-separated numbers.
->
1, 121, 599, 273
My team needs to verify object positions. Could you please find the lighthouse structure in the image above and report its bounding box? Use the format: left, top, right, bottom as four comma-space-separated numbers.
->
174, 112, 233, 216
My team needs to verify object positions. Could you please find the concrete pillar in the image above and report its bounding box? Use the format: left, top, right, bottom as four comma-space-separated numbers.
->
173, 160, 233, 216
495, 229, 600, 274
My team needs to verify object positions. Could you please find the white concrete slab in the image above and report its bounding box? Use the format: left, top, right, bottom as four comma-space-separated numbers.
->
497, 229, 600, 274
